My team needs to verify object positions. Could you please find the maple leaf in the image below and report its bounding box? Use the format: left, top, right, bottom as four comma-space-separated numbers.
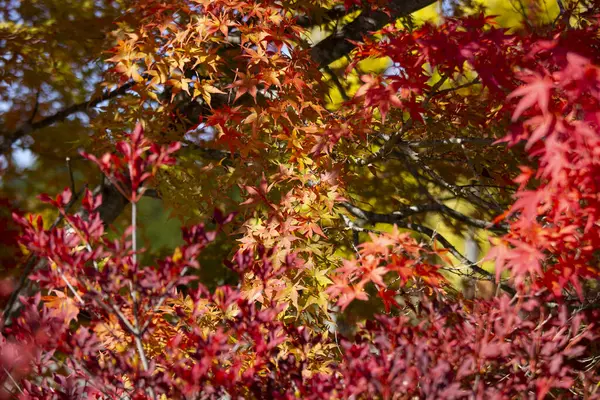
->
355, 74, 403, 121
114, 61, 144, 83
334, 282, 369, 311
508, 74, 554, 121
378, 288, 399, 313
42, 289, 80, 324
360, 265, 388, 288
298, 220, 327, 239
388, 254, 415, 284
510, 189, 549, 223
193, 81, 226, 107
283, 69, 308, 93
240, 173, 277, 210
229, 72, 260, 102
205, 12, 237, 37
241, 46, 271, 66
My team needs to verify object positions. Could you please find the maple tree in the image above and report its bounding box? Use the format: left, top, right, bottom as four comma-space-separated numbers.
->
1, 0, 600, 398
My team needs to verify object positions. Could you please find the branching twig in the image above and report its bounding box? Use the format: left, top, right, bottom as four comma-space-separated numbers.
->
394, 220, 515, 295
128, 197, 154, 398
140, 266, 188, 334
359, 118, 414, 166
423, 75, 448, 107
396, 144, 504, 212
340, 202, 516, 295
182, 140, 237, 163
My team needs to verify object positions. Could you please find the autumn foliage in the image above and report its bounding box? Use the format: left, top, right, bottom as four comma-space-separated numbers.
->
1, 0, 600, 398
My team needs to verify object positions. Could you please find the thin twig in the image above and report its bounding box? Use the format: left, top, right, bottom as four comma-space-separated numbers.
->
395, 220, 515, 295
396, 144, 504, 212
57, 267, 85, 305
129, 198, 154, 399
132, 201, 137, 267
53, 356, 113, 398
428, 78, 480, 98
423, 75, 448, 107
129, 199, 140, 324
340, 201, 508, 232
2, 367, 23, 395
406, 137, 497, 148
134, 335, 150, 371
360, 118, 414, 166
324, 66, 350, 101
28, 90, 41, 124
84, 291, 138, 336
66, 157, 76, 194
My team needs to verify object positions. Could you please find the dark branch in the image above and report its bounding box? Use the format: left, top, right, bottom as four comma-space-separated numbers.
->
1, 1, 434, 151
427, 78, 480, 98
395, 221, 514, 295
91, 176, 130, 226
182, 140, 237, 162
340, 201, 508, 232
310, 0, 436, 67
0, 81, 136, 155
296, 5, 352, 27
1, 1, 433, 151
341, 201, 438, 222
405, 137, 498, 148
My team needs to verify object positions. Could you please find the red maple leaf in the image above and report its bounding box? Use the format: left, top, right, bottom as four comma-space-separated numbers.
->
508, 74, 554, 121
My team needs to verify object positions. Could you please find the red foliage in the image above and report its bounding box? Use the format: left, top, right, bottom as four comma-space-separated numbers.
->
2, 4, 600, 400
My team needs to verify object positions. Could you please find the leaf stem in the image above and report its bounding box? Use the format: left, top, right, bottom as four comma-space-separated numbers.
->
132, 200, 137, 267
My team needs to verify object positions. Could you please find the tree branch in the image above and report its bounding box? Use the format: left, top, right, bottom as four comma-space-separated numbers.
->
296, 5, 352, 27
1, 0, 432, 153
405, 137, 498, 148
310, 0, 436, 67
427, 77, 480, 98
324, 65, 350, 101
0, 81, 136, 155
340, 201, 508, 232
1, 0, 443, 323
